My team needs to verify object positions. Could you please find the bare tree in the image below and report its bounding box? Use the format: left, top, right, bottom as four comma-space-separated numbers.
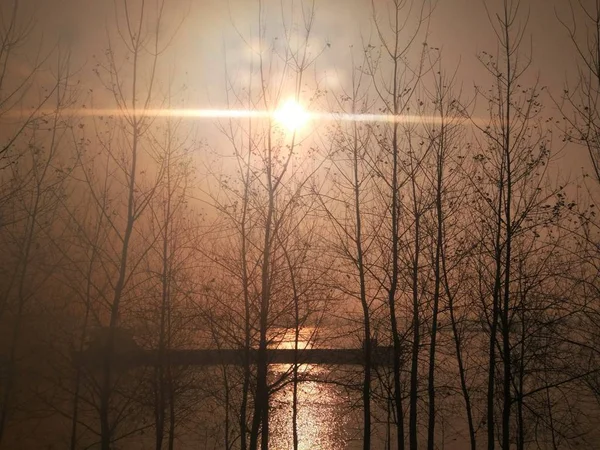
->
318, 50, 376, 449
142, 107, 198, 450
0, 0, 60, 169
468, 1, 561, 447
364, 2, 429, 448
0, 50, 74, 446
557, 0, 600, 183
74, 1, 181, 447
418, 53, 469, 450
203, 3, 324, 449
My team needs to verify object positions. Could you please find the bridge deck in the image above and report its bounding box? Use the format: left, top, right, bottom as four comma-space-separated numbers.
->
78, 348, 395, 367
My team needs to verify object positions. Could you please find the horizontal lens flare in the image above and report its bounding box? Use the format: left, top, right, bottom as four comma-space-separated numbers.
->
5, 107, 475, 125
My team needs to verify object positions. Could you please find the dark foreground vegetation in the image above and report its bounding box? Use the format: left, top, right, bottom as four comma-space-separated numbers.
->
1, 0, 600, 449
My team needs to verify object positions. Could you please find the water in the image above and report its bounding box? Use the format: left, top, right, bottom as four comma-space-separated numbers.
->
267, 327, 365, 450
270, 364, 354, 450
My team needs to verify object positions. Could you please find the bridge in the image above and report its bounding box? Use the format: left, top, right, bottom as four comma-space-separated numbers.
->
77, 347, 395, 367
77, 328, 394, 367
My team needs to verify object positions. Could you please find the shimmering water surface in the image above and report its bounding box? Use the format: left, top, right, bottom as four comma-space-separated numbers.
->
270, 364, 353, 450
267, 327, 363, 450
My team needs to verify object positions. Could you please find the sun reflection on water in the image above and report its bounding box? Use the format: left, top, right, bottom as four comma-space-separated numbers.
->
270, 365, 350, 450
268, 328, 351, 450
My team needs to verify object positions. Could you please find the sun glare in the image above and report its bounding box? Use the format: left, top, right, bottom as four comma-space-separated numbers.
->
273, 98, 309, 132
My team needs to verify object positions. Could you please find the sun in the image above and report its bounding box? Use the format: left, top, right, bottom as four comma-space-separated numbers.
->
273, 98, 309, 132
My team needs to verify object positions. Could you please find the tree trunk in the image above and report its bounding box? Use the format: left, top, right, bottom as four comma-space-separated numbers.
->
427, 111, 445, 450
409, 182, 421, 450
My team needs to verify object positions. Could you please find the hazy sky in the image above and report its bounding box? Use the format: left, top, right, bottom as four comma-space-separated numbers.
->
25, 0, 579, 93
11, 0, 594, 178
